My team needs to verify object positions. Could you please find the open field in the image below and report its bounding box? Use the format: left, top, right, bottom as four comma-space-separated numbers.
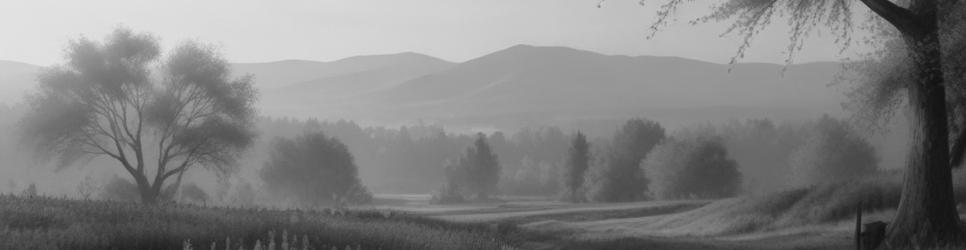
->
368, 194, 855, 250
0, 194, 515, 250
11, 172, 966, 250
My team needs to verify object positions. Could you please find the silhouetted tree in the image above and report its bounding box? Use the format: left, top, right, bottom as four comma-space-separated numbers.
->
644, 128, 741, 200
260, 132, 372, 207
562, 132, 591, 202
589, 119, 665, 202
21, 28, 256, 204
642, 0, 963, 245
461, 133, 501, 200
789, 115, 878, 186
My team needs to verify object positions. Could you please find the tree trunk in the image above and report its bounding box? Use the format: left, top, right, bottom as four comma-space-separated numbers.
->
885, 32, 963, 248
135, 175, 159, 205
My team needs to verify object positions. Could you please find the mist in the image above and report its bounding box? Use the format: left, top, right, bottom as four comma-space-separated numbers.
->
2, 1, 964, 249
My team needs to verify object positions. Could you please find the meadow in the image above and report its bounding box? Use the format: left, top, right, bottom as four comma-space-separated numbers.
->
0, 194, 516, 250
5, 170, 966, 250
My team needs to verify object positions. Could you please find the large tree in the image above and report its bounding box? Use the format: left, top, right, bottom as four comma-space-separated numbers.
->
22, 28, 257, 204
637, 0, 964, 247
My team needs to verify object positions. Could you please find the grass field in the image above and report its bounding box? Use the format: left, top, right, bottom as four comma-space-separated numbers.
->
0, 194, 516, 250
8, 172, 966, 250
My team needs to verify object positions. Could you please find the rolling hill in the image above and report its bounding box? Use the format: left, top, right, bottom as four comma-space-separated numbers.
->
232, 52, 454, 91
1, 45, 850, 130
304, 45, 849, 129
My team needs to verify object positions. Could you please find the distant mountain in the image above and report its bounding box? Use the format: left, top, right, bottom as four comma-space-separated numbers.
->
336, 45, 848, 128
0, 60, 41, 105
2, 46, 850, 130
232, 52, 454, 90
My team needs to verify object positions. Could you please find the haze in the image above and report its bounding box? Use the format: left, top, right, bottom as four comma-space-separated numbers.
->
1, 0, 857, 66
3, 1, 955, 249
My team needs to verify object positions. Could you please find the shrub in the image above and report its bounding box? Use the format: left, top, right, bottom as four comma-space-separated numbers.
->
100, 176, 140, 202
788, 115, 878, 186
644, 129, 741, 200
260, 132, 372, 207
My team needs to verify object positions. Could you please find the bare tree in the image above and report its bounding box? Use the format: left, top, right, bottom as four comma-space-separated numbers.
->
637, 0, 963, 246
21, 28, 257, 204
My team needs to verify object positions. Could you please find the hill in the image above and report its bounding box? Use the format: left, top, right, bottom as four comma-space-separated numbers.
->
232, 52, 454, 91
324, 45, 848, 129
1, 46, 849, 130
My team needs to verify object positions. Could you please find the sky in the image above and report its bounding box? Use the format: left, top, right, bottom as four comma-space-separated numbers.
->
0, 0, 869, 66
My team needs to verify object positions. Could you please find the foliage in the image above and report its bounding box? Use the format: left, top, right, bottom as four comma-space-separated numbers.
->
440, 133, 502, 200
561, 132, 591, 202
260, 132, 371, 207
250, 118, 566, 196
718, 119, 809, 194
788, 115, 878, 186
644, 128, 741, 200
0, 195, 516, 250
20, 28, 257, 203
588, 118, 665, 202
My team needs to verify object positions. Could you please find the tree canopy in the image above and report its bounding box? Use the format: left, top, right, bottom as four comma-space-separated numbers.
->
21, 28, 257, 204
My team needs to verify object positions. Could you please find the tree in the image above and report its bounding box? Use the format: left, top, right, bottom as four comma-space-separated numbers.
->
260, 132, 371, 207
21, 28, 257, 204
643, 129, 741, 200
589, 118, 665, 202
719, 119, 809, 193
461, 133, 501, 200
788, 115, 879, 186
562, 132, 591, 202
639, 0, 964, 246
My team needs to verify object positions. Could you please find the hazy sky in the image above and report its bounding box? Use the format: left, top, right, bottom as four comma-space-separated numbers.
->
0, 0, 868, 66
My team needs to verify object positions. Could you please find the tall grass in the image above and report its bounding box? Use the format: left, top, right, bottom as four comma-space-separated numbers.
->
0, 195, 517, 250
639, 170, 966, 236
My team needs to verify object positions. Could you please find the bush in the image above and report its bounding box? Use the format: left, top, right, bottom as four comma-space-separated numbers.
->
260, 132, 372, 207
788, 115, 878, 186
100, 176, 140, 202
643, 129, 741, 200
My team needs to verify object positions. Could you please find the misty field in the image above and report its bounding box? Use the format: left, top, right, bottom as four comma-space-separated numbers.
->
6, 170, 966, 250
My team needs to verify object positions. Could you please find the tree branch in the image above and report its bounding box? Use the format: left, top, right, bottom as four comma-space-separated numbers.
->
859, 0, 927, 37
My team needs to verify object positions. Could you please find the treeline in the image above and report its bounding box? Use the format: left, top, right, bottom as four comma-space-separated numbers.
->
251, 117, 568, 196
259, 113, 879, 203
0, 102, 883, 205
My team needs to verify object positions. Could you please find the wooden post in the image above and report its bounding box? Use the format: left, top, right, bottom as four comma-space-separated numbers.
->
855, 201, 862, 250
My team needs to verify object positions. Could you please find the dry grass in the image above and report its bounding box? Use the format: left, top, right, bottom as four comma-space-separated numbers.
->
627, 170, 966, 237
